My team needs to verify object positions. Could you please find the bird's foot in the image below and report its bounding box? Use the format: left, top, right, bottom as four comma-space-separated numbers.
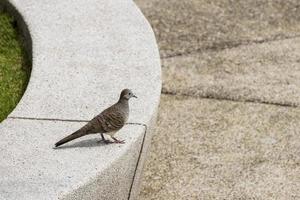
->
111, 136, 125, 144
113, 139, 125, 144
97, 139, 113, 144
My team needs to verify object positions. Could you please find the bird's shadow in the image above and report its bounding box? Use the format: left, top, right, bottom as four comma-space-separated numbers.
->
53, 138, 110, 150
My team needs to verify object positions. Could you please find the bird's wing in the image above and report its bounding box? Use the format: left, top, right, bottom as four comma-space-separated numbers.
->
101, 106, 126, 132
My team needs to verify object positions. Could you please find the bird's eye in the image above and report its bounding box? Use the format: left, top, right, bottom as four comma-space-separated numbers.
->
129, 93, 131, 95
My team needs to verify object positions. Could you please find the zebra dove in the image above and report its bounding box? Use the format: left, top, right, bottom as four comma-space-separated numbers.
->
55, 89, 137, 147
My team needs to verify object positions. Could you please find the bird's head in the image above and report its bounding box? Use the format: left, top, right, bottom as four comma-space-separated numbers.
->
120, 89, 137, 101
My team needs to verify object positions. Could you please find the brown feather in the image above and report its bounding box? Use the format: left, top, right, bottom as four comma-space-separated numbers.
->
54, 89, 133, 147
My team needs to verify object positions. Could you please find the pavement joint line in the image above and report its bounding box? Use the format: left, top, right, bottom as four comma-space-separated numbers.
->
8, 116, 148, 127
161, 34, 300, 59
161, 90, 298, 108
8, 116, 91, 122
127, 122, 148, 200
8, 116, 148, 200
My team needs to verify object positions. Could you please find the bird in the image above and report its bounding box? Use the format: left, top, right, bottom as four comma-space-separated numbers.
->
55, 89, 137, 147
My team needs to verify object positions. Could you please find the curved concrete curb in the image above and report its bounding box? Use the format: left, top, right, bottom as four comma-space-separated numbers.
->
0, 0, 161, 200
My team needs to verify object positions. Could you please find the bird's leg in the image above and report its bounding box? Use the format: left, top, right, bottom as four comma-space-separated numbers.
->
98, 133, 113, 144
111, 136, 125, 144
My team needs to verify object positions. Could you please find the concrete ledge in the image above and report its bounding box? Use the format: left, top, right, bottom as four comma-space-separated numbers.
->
0, 0, 161, 199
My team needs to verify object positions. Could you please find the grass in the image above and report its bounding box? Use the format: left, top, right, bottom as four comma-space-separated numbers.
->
0, 11, 30, 122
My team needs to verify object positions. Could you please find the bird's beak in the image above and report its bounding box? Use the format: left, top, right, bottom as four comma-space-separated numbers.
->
133, 94, 137, 98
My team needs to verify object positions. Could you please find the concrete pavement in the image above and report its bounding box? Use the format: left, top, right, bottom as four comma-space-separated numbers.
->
0, 0, 161, 199
135, 0, 300, 199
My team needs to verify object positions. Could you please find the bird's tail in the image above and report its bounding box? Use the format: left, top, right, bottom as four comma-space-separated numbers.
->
55, 128, 87, 147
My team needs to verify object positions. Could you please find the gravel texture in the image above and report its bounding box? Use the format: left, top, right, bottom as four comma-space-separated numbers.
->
140, 95, 300, 200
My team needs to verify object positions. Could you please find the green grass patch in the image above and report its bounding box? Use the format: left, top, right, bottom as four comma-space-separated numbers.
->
0, 11, 30, 122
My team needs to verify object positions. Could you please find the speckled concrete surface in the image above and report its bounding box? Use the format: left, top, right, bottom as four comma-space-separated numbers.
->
162, 37, 300, 106
139, 95, 300, 200
1, 0, 161, 199
7, 0, 161, 124
0, 119, 145, 200
135, 0, 300, 58
135, 0, 300, 199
